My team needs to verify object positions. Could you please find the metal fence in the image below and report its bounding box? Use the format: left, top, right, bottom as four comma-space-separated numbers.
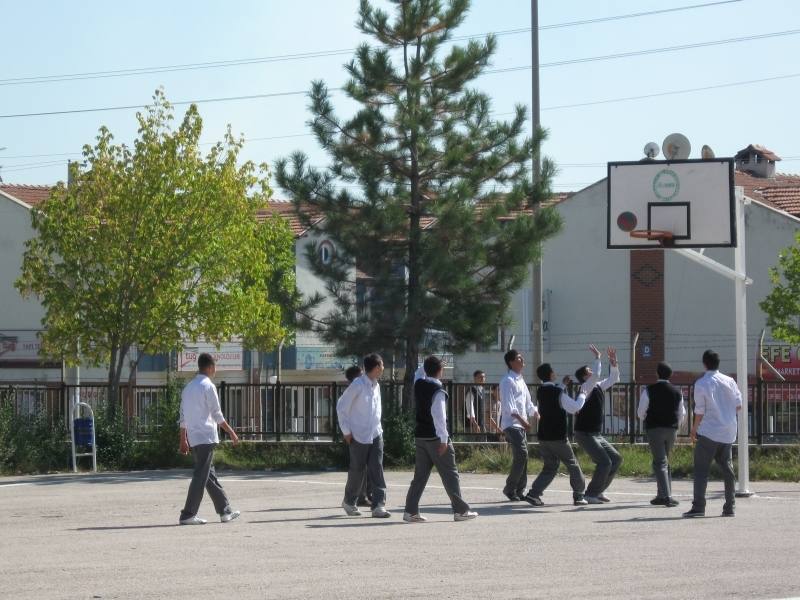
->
1, 380, 799, 443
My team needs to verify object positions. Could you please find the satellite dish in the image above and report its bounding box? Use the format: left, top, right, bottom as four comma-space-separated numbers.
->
701, 144, 716, 160
662, 133, 691, 160
643, 142, 660, 159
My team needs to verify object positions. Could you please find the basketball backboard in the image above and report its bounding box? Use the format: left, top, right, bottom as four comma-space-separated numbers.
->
607, 158, 735, 249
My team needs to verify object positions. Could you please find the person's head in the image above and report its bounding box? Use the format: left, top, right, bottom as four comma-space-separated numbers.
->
504, 349, 524, 373
536, 363, 555, 383
198, 353, 216, 377
702, 350, 720, 371
575, 365, 591, 384
473, 370, 486, 384
656, 361, 673, 380
423, 355, 443, 379
363, 353, 384, 379
345, 365, 362, 383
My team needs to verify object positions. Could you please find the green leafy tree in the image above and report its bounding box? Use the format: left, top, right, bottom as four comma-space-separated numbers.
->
16, 90, 295, 417
275, 0, 561, 402
761, 232, 800, 342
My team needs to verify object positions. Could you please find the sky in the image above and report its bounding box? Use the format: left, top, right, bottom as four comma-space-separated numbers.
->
1, 0, 799, 194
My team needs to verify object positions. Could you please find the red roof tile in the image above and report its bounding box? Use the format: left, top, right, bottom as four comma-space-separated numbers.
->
258, 200, 323, 237
0, 184, 53, 207
735, 170, 800, 217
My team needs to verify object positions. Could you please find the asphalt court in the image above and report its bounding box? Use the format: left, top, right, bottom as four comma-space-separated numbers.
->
2, 470, 800, 599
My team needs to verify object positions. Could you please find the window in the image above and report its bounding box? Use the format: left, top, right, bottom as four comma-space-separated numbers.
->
319, 240, 335, 265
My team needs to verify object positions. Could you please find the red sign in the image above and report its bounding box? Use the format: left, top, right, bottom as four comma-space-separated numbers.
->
760, 344, 800, 382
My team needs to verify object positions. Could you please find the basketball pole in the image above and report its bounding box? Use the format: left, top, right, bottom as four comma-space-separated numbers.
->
673, 186, 752, 496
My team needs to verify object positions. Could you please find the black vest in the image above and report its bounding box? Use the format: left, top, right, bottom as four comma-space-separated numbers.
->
414, 379, 449, 439
644, 381, 682, 429
574, 385, 604, 433
536, 385, 568, 441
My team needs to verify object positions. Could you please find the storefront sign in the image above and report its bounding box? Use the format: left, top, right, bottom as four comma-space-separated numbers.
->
0, 331, 43, 361
178, 342, 244, 372
760, 344, 800, 381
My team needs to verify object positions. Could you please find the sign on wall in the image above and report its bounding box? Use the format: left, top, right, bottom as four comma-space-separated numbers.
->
760, 344, 800, 381
0, 330, 43, 361
296, 347, 353, 371
178, 342, 244, 372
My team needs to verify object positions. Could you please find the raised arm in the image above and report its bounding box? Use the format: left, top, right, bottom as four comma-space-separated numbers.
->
597, 347, 620, 391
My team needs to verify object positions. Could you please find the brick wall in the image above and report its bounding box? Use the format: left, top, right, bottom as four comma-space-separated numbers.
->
630, 249, 664, 383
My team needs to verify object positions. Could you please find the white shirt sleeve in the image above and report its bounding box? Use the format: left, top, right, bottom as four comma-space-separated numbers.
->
598, 365, 620, 391
732, 381, 743, 408
179, 397, 187, 429
207, 384, 225, 424
336, 380, 359, 436
431, 390, 449, 443
694, 381, 707, 416
678, 395, 687, 425
637, 387, 650, 421
525, 386, 537, 418
465, 389, 476, 420
559, 387, 585, 415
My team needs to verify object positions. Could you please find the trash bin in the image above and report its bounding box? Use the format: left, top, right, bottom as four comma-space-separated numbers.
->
73, 417, 94, 447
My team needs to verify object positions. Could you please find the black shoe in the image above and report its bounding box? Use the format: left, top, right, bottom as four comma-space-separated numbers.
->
722, 504, 735, 517
682, 508, 705, 518
650, 496, 669, 506
503, 491, 521, 502
523, 494, 544, 507
665, 498, 680, 508
573, 497, 588, 506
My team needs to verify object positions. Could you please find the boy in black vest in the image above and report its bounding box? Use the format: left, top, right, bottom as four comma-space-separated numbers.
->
573, 345, 621, 504
403, 355, 478, 523
638, 361, 686, 507
523, 363, 588, 506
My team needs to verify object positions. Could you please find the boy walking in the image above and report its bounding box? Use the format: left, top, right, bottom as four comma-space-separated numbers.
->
684, 350, 742, 518
403, 355, 478, 523
573, 345, 621, 504
178, 353, 240, 525
344, 365, 371, 508
499, 349, 538, 501
337, 354, 390, 518
638, 362, 686, 507
523, 363, 588, 506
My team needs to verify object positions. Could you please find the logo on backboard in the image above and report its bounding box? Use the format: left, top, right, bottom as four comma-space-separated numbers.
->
653, 169, 680, 201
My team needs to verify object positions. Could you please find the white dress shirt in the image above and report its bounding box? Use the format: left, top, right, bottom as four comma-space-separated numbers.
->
637, 380, 687, 423
694, 370, 742, 444
578, 359, 620, 401
424, 376, 449, 443
499, 370, 536, 430
179, 374, 225, 447
465, 386, 484, 420
540, 381, 585, 415
336, 373, 383, 444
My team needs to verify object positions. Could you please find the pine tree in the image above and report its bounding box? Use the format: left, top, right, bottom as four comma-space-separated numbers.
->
275, 0, 561, 403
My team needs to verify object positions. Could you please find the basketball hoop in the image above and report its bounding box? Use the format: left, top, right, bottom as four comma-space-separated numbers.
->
629, 229, 675, 247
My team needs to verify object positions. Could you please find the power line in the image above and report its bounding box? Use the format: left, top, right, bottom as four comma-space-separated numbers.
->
0, 1, 744, 88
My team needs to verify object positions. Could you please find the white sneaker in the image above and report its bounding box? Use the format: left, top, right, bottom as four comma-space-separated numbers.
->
220, 510, 241, 523
341, 501, 362, 516
585, 495, 604, 505
372, 505, 391, 518
454, 510, 478, 522
403, 512, 428, 523
179, 516, 207, 525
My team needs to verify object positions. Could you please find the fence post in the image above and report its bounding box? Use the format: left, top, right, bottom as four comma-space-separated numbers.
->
330, 383, 338, 442
446, 380, 454, 438
629, 383, 636, 444
756, 381, 763, 445
275, 380, 282, 442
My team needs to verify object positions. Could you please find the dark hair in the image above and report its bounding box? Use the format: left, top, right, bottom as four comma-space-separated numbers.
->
575, 365, 590, 383
504, 349, 521, 369
656, 362, 673, 380
536, 363, 553, 382
473, 370, 485, 378
345, 365, 362, 382
702, 350, 720, 371
363, 353, 383, 374
423, 355, 443, 377
198, 352, 215, 372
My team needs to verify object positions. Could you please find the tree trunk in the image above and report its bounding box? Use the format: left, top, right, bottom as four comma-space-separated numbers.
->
106, 345, 129, 421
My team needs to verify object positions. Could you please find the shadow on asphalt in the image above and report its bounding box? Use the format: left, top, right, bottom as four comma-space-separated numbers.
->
561, 503, 644, 513
72, 524, 179, 531
305, 522, 407, 529
594, 515, 697, 523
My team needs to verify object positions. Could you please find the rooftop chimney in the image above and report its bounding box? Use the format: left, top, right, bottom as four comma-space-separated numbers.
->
734, 144, 780, 179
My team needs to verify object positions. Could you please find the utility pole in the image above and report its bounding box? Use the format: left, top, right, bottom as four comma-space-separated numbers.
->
530, 0, 543, 372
